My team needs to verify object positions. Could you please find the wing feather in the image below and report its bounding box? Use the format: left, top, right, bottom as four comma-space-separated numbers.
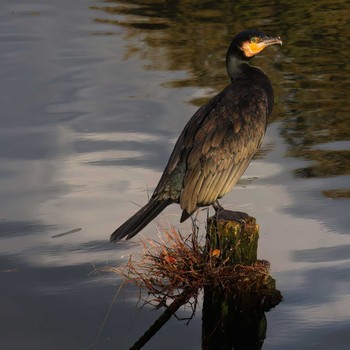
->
153, 82, 270, 219
179, 85, 269, 215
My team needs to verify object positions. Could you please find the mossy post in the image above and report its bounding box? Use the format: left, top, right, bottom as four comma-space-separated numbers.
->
206, 210, 259, 265
202, 210, 281, 350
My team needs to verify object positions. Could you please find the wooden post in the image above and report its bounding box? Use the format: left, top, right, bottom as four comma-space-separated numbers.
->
202, 210, 282, 350
206, 210, 259, 265
118, 210, 281, 349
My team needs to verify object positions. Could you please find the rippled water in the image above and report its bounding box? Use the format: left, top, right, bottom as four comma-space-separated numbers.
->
1, 0, 350, 349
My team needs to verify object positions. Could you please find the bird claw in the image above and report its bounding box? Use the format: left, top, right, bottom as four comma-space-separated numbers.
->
213, 200, 224, 213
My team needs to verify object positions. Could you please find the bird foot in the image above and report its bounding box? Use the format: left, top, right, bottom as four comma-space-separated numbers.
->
213, 209, 252, 224
213, 200, 224, 213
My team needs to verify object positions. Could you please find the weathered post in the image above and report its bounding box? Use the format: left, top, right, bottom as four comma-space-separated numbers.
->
206, 210, 259, 265
115, 210, 281, 349
202, 210, 282, 350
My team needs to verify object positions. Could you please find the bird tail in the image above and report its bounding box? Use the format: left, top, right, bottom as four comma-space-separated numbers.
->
110, 199, 173, 242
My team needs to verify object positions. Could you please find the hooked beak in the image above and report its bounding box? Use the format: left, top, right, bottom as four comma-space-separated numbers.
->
242, 36, 282, 57
261, 36, 283, 47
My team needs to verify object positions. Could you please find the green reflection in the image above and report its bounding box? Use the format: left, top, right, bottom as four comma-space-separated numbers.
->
323, 189, 350, 199
294, 150, 350, 178
90, 0, 283, 98
91, 0, 350, 183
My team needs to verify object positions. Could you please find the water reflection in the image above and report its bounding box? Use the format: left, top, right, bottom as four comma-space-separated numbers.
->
1, 0, 350, 349
92, 0, 350, 187
90, 0, 283, 100
293, 245, 350, 263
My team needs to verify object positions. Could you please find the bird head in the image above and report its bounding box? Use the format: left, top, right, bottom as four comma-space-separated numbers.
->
228, 30, 282, 60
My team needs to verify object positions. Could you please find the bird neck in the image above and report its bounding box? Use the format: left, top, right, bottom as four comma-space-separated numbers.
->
226, 56, 270, 87
226, 55, 274, 114
226, 55, 253, 81
226, 54, 247, 80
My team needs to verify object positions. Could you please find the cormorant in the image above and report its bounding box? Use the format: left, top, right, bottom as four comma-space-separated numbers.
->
110, 30, 282, 242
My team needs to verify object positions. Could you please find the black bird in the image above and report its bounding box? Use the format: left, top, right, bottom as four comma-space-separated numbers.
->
110, 30, 282, 242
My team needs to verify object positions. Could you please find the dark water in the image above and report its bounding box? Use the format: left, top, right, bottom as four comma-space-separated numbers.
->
1, 0, 350, 349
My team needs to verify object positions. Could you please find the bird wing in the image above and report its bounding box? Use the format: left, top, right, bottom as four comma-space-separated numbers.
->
152, 87, 229, 201
179, 84, 270, 215
153, 83, 270, 217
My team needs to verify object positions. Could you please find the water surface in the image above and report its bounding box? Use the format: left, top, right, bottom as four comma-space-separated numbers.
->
1, 0, 350, 349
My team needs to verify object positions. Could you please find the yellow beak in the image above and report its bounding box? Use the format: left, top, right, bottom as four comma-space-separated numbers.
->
242, 36, 282, 57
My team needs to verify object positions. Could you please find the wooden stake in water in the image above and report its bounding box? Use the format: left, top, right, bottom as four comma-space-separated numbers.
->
203, 210, 282, 350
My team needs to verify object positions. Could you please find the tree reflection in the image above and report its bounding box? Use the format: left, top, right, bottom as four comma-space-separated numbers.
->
90, 0, 350, 189
90, 0, 282, 103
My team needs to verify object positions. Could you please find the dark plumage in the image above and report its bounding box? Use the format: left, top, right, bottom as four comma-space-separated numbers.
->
110, 30, 282, 242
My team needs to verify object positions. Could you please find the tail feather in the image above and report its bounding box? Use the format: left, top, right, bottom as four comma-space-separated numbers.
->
110, 199, 173, 242
180, 208, 194, 223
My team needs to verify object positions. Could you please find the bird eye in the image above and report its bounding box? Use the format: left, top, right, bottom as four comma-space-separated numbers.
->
250, 37, 261, 44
